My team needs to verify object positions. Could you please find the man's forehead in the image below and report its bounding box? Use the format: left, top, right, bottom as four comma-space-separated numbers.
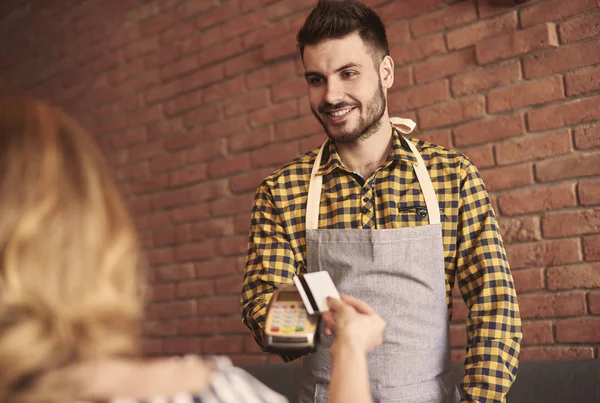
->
303, 33, 371, 73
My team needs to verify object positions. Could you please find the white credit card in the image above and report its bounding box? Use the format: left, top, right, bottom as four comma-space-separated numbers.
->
293, 271, 341, 315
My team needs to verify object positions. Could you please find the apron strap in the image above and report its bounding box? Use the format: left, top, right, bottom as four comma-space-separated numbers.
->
305, 118, 440, 230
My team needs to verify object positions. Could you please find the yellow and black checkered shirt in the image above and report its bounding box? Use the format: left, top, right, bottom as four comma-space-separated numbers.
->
241, 126, 522, 403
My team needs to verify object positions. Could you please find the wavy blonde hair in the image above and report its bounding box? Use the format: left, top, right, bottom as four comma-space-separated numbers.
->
0, 97, 144, 402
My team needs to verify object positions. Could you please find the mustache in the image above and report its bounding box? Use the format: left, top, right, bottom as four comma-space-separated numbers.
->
319, 102, 359, 114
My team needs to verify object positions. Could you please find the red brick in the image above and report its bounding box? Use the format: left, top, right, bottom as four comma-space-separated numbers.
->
143, 319, 178, 337
476, 23, 558, 65
160, 22, 196, 45
251, 141, 300, 168
145, 81, 183, 104
140, 10, 179, 36
495, 130, 572, 165
462, 144, 494, 169
394, 67, 413, 89
301, 134, 328, 152
566, 65, 600, 97
190, 218, 233, 242
202, 336, 245, 354
451, 349, 466, 363
528, 96, 600, 132
453, 114, 524, 147
415, 48, 477, 83
506, 238, 581, 269
222, 10, 265, 40
535, 150, 600, 182
224, 50, 263, 77
230, 168, 273, 194
147, 119, 185, 140
480, 163, 534, 192
389, 80, 450, 112
112, 128, 148, 148
142, 46, 180, 70
410, 1, 476, 37
124, 37, 160, 60
520, 0, 599, 28
130, 139, 165, 162
418, 95, 485, 129
127, 105, 163, 128
188, 180, 230, 202
520, 347, 595, 360
198, 38, 244, 68
234, 214, 251, 233
150, 152, 186, 174
522, 321, 553, 345
215, 234, 247, 256
154, 300, 197, 318
171, 203, 212, 224
556, 318, 600, 343
150, 188, 189, 210
174, 240, 216, 262
450, 324, 467, 347
196, 257, 244, 278
498, 183, 577, 216
523, 40, 600, 79
574, 123, 600, 150
548, 263, 600, 290
225, 90, 269, 117
196, 1, 240, 30
175, 0, 218, 16
589, 291, 600, 314
211, 194, 255, 217
165, 130, 205, 151
247, 60, 296, 89
579, 179, 600, 206
175, 280, 215, 299
164, 91, 204, 117
187, 141, 228, 164
196, 295, 241, 315
276, 115, 323, 140
263, 33, 297, 61
180, 26, 223, 56
163, 337, 200, 355
266, 0, 313, 20
178, 317, 218, 335
390, 35, 447, 66
229, 128, 272, 154
387, 21, 411, 45
148, 284, 174, 302
379, 0, 444, 23
108, 59, 145, 84
447, 12, 518, 50
488, 75, 564, 113
249, 99, 298, 127
243, 19, 289, 49
183, 104, 221, 128
153, 226, 190, 246
451, 298, 468, 322
203, 76, 246, 103
417, 130, 453, 149
498, 216, 541, 243
542, 209, 600, 238
135, 211, 171, 231
185, 64, 225, 91
215, 274, 247, 296
215, 315, 248, 334
208, 154, 252, 178
518, 292, 586, 319
155, 264, 195, 281
560, 10, 600, 43
512, 267, 544, 294
451, 61, 521, 96
271, 76, 306, 102
168, 164, 207, 187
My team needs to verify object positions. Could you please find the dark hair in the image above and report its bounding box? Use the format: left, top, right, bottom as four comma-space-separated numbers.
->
297, 0, 389, 62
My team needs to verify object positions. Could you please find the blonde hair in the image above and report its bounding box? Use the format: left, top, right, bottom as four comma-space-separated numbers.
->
0, 97, 144, 402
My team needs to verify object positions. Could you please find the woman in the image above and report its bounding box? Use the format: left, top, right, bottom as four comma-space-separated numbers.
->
0, 96, 385, 403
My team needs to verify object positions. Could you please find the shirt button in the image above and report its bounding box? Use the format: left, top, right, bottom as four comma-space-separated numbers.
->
363, 197, 369, 203
362, 207, 369, 214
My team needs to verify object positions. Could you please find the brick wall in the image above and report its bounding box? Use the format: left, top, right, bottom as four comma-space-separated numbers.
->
0, 0, 599, 365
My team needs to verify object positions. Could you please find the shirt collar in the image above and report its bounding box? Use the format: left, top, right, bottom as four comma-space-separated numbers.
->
315, 124, 418, 176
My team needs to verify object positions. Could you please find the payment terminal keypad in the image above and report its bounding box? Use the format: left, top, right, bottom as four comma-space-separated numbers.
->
269, 304, 308, 334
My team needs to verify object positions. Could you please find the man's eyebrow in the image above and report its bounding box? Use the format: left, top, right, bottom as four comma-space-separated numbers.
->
304, 62, 362, 78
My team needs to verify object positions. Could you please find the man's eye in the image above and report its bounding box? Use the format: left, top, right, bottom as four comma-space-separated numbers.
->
307, 77, 324, 86
341, 71, 357, 79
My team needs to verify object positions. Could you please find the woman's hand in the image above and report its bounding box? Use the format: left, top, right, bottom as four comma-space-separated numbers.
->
321, 294, 386, 356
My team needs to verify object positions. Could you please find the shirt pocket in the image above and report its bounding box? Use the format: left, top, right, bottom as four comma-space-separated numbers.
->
397, 206, 445, 226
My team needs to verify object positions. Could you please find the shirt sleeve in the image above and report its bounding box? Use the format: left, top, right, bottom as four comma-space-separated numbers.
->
240, 183, 303, 361
455, 159, 523, 403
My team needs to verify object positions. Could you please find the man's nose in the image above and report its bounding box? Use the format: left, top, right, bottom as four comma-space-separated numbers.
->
324, 80, 343, 105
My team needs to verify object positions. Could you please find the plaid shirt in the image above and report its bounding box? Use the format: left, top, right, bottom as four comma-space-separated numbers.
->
241, 126, 522, 403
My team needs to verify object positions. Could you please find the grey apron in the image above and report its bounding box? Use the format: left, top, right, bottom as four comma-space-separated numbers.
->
297, 118, 461, 403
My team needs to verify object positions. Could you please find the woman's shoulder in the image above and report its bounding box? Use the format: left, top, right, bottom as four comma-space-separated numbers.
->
103, 355, 288, 403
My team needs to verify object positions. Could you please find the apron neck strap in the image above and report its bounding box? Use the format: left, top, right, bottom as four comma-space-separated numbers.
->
306, 118, 441, 230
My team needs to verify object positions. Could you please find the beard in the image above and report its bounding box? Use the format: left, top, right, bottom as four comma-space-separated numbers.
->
311, 81, 387, 145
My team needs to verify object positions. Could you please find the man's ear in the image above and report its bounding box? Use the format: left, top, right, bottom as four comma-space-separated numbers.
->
379, 55, 394, 89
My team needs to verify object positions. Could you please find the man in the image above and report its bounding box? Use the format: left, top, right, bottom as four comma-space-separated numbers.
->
240, 0, 522, 402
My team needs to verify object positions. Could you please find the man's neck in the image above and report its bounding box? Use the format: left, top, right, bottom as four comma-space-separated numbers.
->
336, 117, 393, 179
